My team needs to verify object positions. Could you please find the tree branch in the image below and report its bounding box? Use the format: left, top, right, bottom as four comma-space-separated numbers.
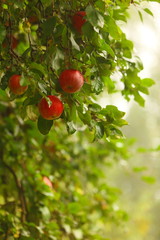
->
2, 160, 28, 223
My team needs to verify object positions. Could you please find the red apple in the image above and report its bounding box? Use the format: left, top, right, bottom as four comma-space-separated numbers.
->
9, 74, 28, 95
59, 69, 84, 93
38, 95, 64, 120
43, 176, 53, 188
72, 11, 86, 33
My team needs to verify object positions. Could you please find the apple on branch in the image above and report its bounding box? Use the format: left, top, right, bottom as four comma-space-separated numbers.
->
59, 69, 84, 93
9, 74, 28, 95
38, 95, 64, 120
72, 11, 86, 33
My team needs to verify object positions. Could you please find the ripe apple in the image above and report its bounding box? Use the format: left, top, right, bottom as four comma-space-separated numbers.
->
43, 176, 53, 188
72, 11, 86, 33
38, 95, 64, 120
59, 69, 84, 93
9, 74, 28, 95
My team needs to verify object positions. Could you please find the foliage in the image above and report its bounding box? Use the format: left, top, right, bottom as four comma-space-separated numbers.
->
0, 96, 131, 239
0, 0, 158, 239
0, 0, 155, 136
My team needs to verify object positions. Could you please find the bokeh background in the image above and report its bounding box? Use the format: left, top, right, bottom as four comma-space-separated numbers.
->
101, 2, 160, 239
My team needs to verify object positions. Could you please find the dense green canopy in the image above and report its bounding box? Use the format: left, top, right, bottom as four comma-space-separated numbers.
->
0, 0, 158, 239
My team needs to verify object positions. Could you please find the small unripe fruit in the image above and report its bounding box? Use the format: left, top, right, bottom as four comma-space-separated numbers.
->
59, 69, 84, 93
9, 75, 28, 95
38, 95, 64, 120
72, 11, 86, 33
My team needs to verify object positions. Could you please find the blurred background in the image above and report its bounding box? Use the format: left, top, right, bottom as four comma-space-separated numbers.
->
101, 2, 160, 239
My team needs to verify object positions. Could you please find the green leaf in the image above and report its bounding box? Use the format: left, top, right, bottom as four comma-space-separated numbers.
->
2, 4, 8, 9
138, 86, 149, 95
91, 77, 104, 94
138, 10, 143, 22
103, 76, 115, 93
96, 57, 108, 64
99, 38, 115, 57
70, 33, 80, 51
88, 103, 102, 112
82, 22, 94, 37
30, 62, 47, 76
143, 8, 153, 17
100, 105, 125, 120
141, 78, 155, 87
141, 176, 156, 184
94, 122, 104, 141
122, 39, 134, 50
69, 103, 77, 122
68, 202, 82, 214
62, 26, 68, 47
135, 56, 144, 70
0, 72, 14, 90
133, 166, 147, 172
86, 5, 104, 28
104, 16, 122, 40
39, 206, 51, 221
113, 9, 127, 22
47, 221, 59, 231
20, 73, 29, 86
38, 82, 48, 94
0, 24, 6, 44
77, 106, 92, 126
95, 0, 106, 10
109, 125, 124, 139
137, 147, 148, 153
23, 93, 41, 106
72, 229, 83, 239
42, 16, 57, 38
51, 48, 64, 71
41, 0, 53, 7
115, 118, 128, 127
67, 121, 76, 134
37, 116, 53, 135
134, 92, 145, 107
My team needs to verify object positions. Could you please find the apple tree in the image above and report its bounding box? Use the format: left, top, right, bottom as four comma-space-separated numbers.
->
0, 0, 158, 239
